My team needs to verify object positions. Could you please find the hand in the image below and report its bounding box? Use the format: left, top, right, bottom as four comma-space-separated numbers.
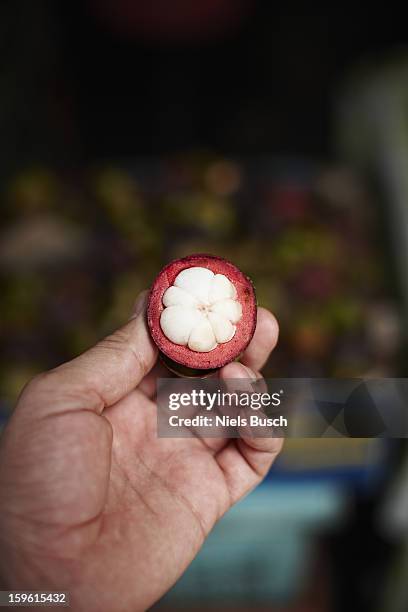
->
0, 292, 282, 611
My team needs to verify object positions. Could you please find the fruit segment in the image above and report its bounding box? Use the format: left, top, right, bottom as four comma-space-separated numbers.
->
160, 266, 241, 353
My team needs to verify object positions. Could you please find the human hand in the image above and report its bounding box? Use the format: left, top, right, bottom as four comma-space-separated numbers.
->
0, 292, 282, 611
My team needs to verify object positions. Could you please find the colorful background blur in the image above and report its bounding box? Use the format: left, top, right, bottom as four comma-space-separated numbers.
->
2, 3, 408, 611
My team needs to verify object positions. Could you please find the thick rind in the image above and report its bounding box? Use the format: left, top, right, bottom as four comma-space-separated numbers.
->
147, 254, 257, 370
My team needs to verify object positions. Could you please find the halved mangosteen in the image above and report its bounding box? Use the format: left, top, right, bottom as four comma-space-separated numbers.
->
147, 254, 257, 376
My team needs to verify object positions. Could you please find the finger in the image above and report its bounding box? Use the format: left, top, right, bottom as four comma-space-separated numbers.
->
20, 291, 158, 415
220, 361, 262, 382
138, 360, 173, 399
202, 362, 262, 455
219, 361, 266, 438
216, 434, 283, 505
240, 307, 279, 372
215, 361, 283, 503
216, 432, 283, 507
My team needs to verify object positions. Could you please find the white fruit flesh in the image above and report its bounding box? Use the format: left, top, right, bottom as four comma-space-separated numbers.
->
160, 267, 242, 352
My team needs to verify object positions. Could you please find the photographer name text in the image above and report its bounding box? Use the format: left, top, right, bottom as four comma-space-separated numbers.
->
168, 414, 288, 428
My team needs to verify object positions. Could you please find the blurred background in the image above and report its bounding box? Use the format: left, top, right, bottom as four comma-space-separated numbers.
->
2, 2, 408, 611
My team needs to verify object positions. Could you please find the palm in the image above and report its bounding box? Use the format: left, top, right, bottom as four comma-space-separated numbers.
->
1, 388, 229, 611
96, 385, 266, 609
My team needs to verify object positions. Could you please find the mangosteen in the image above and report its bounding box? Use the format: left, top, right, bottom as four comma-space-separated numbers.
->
147, 254, 256, 376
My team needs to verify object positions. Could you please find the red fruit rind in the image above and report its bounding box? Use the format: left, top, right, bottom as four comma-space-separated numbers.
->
147, 254, 257, 370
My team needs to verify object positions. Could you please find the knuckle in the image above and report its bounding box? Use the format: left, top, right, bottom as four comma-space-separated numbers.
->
98, 327, 148, 377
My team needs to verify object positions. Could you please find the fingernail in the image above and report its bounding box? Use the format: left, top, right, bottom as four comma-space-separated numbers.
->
231, 364, 256, 393
129, 291, 148, 320
242, 365, 256, 379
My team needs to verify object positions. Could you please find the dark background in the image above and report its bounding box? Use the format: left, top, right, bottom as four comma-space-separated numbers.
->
1, 1, 407, 169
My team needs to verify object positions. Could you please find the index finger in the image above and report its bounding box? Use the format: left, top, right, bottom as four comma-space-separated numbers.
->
240, 307, 279, 373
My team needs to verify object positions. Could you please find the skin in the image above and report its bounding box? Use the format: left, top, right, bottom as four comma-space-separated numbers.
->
0, 292, 282, 611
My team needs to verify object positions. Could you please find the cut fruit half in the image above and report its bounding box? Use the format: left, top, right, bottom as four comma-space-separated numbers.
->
147, 254, 257, 375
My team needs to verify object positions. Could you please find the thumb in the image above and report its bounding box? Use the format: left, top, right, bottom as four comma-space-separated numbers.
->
20, 291, 158, 416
